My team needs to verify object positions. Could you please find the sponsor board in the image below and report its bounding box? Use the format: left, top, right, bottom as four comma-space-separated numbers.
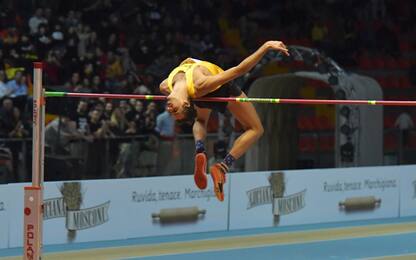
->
229, 167, 401, 230
8, 175, 229, 247
0, 185, 8, 249
399, 165, 416, 217
9, 181, 115, 247
126, 175, 229, 238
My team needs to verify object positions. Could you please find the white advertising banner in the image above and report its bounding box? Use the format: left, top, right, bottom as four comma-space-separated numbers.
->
0, 184, 9, 249
399, 165, 416, 217
124, 175, 229, 238
229, 167, 401, 230
8, 180, 122, 247
8, 175, 229, 247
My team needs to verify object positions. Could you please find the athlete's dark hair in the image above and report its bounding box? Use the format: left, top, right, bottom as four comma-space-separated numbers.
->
176, 101, 197, 125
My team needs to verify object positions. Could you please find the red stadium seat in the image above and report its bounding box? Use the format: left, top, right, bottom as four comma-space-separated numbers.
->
358, 56, 372, 70
399, 41, 411, 52
398, 59, 411, 69
399, 77, 411, 89
383, 116, 395, 129
373, 57, 385, 69
384, 57, 398, 70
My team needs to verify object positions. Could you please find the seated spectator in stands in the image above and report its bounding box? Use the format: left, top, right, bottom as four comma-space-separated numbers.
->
74, 77, 92, 93
125, 100, 145, 134
0, 98, 16, 138
105, 51, 124, 79
6, 71, 27, 97
51, 24, 65, 49
144, 102, 157, 133
9, 107, 29, 138
6, 71, 28, 112
125, 121, 137, 135
64, 72, 81, 91
0, 71, 8, 98
35, 25, 52, 59
29, 8, 48, 35
45, 115, 80, 154
0, 99, 27, 181
77, 24, 92, 57
133, 80, 151, 95
89, 109, 114, 138
91, 75, 104, 93
65, 26, 79, 58
119, 100, 131, 114
19, 35, 37, 58
71, 100, 90, 136
103, 102, 113, 120
311, 20, 328, 48
110, 107, 127, 135
83, 62, 95, 79
44, 51, 61, 85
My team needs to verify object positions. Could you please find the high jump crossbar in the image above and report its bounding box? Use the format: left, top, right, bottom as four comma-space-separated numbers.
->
23, 62, 416, 260
45, 91, 416, 106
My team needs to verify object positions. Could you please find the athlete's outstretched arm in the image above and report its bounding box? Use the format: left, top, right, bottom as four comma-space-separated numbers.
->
195, 41, 289, 96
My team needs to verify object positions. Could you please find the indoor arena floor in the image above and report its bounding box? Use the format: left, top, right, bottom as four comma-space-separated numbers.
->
1, 217, 416, 260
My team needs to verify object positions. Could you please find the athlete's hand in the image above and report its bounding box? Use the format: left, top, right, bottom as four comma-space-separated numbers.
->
264, 41, 289, 56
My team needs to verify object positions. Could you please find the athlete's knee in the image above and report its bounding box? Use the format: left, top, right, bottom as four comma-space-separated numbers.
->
249, 122, 263, 139
255, 123, 264, 138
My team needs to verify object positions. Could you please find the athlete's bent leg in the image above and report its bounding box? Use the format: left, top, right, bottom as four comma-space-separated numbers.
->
210, 92, 263, 201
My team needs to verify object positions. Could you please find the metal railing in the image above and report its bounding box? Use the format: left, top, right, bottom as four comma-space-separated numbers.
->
0, 133, 238, 183
1, 128, 414, 183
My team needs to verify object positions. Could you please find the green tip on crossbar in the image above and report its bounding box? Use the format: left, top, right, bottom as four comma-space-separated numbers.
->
45, 91, 66, 97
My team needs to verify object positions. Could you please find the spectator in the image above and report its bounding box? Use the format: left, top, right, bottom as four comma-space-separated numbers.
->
110, 107, 127, 135
74, 78, 92, 93
28, 8, 48, 35
395, 109, 414, 145
311, 20, 328, 48
5, 71, 28, 112
45, 116, 80, 154
65, 72, 81, 90
125, 100, 145, 134
35, 25, 52, 58
144, 102, 157, 134
119, 100, 131, 114
103, 102, 113, 120
89, 109, 113, 138
133, 80, 151, 95
5, 71, 27, 98
155, 104, 175, 139
77, 24, 91, 57
9, 107, 29, 138
155, 105, 177, 175
44, 51, 61, 85
65, 26, 79, 58
71, 100, 90, 135
0, 71, 8, 98
0, 98, 15, 138
51, 24, 65, 49
91, 75, 104, 92
105, 51, 124, 79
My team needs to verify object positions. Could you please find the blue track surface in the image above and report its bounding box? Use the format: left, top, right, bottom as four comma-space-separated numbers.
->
1, 217, 416, 259
127, 232, 416, 260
